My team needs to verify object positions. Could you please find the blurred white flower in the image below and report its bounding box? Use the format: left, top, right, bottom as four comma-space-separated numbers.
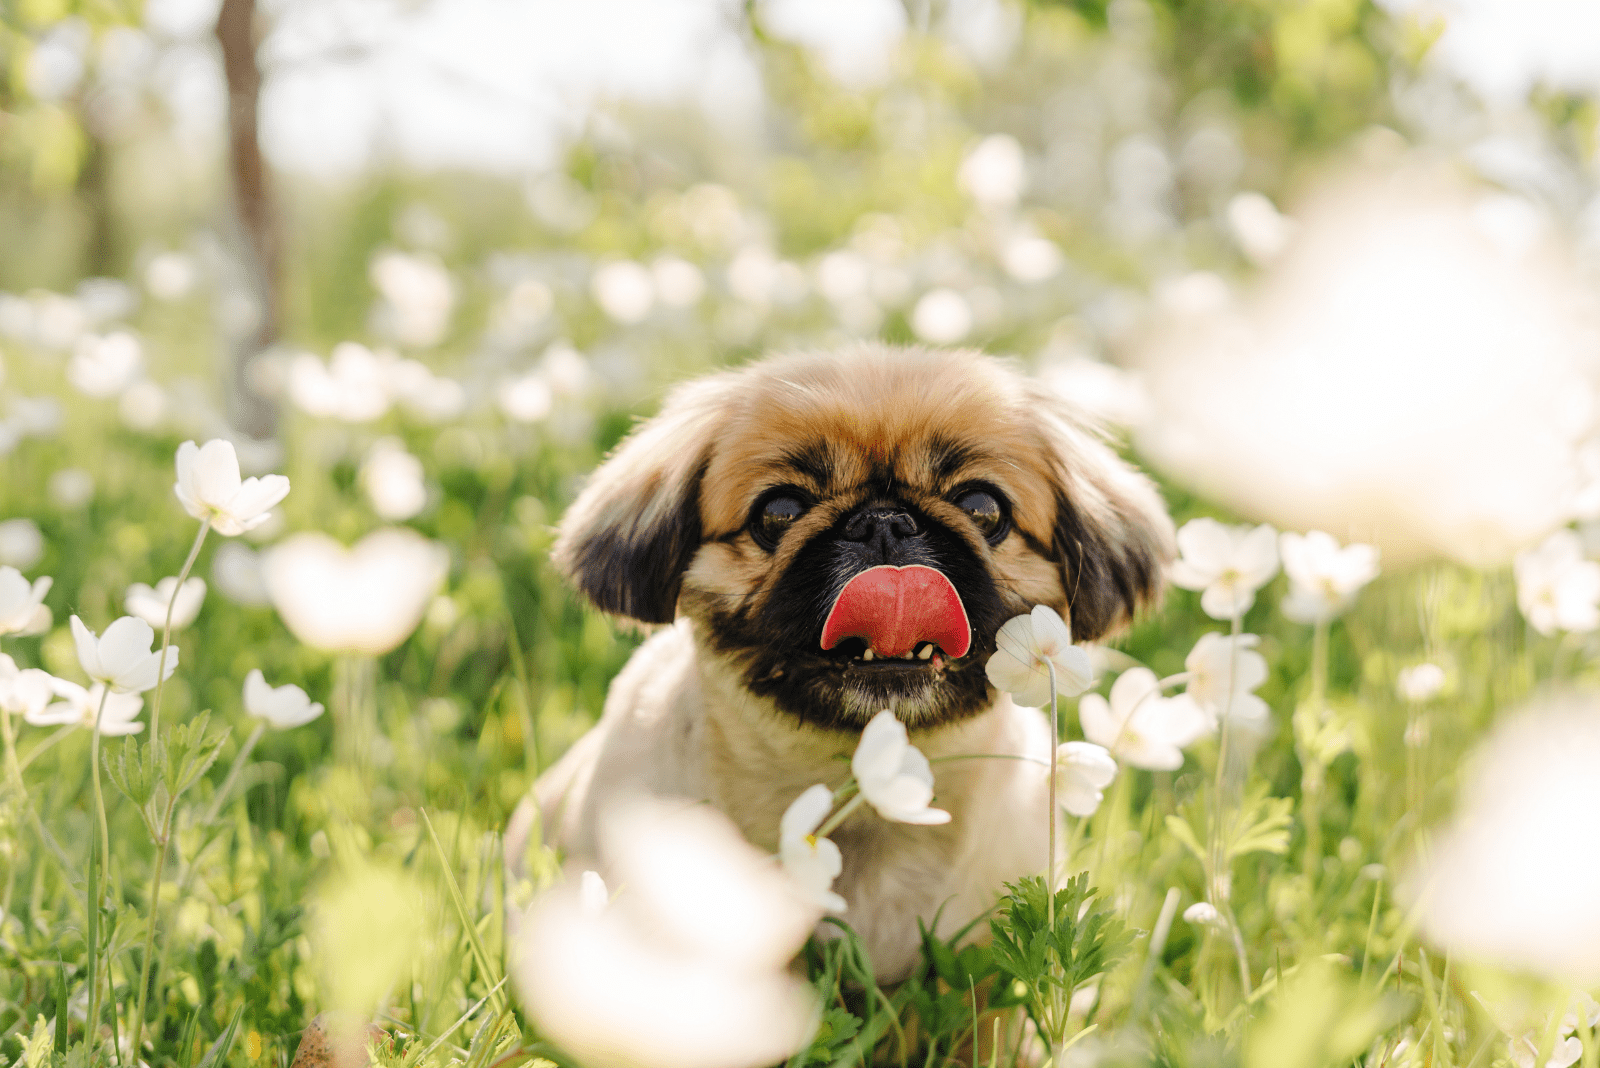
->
1515, 529, 1600, 636
910, 288, 972, 344
1054, 741, 1117, 816
1504, 996, 1600, 1068
212, 542, 270, 607
48, 468, 94, 509
70, 615, 178, 694
1169, 519, 1280, 620
851, 710, 951, 826
0, 568, 51, 636
959, 134, 1026, 210
985, 605, 1095, 708
1376, 0, 1600, 104
0, 655, 57, 720
514, 799, 819, 1068
263, 529, 449, 655
1001, 234, 1063, 282
370, 251, 454, 347
8, 395, 61, 438
289, 344, 395, 422
652, 256, 705, 307
119, 380, 168, 432
387, 359, 466, 423
67, 331, 143, 398
1079, 667, 1211, 771
1183, 901, 1222, 927
579, 869, 609, 917
124, 576, 206, 631
1138, 165, 1600, 568
816, 250, 870, 302
779, 784, 846, 913
541, 341, 590, 396
1184, 632, 1269, 730
361, 439, 427, 521
243, 668, 324, 729
1279, 531, 1380, 624
0, 518, 43, 570
174, 439, 291, 536
1225, 192, 1295, 265
1409, 697, 1600, 982
499, 372, 553, 423
1397, 663, 1446, 704
1039, 358, 1151, 431
30, 678, 143, 735
145, 251, 196, 300
591, 260, 655, 323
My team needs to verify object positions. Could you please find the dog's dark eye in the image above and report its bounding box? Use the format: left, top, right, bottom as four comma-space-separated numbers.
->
752, 494, 806, 550
954, 487, 1007, 543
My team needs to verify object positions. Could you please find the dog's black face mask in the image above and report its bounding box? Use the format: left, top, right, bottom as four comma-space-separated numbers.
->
698, 492, 1015, 732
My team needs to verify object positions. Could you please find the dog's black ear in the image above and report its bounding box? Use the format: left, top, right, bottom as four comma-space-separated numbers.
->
552, 375, 735, 624
1028, 384, 1175, 642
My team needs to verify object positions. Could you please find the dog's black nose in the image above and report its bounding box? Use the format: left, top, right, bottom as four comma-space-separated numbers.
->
842, 506, 920, 559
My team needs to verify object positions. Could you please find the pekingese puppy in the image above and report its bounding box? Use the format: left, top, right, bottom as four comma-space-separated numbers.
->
507, 343, 1173, 981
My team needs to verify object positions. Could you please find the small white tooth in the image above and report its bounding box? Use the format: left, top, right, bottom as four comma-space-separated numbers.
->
918, 644, 933, 660
863, 648, 875, 661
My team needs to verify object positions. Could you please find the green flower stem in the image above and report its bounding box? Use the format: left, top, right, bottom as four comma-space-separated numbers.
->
1205, 610, 1253, 1000
150, 519, 210, 742
0, 706, 74, 876
1300, 618, 1330, 884
85, 683, 113, 1057
14, 724, 74, 774
813, 790, 865, 840
1045, 659, 1066, 1068
205, 721, 265, 824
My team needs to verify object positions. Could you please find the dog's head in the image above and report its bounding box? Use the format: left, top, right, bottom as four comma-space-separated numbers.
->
553, 345, 1174, 730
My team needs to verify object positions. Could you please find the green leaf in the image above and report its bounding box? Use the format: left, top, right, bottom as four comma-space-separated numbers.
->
1165, 812, 1207, 862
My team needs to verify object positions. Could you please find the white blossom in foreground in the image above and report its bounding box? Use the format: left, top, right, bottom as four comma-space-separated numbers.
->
125, 576, 207, 631
514, 799, 819, 1068
174, 439, 291, 536
1279, 531, 1380, 624
262, 529, 449, 655
986, 605, 1096, 708
1169, 519, 1280, 620
243, 669, 324, 730
1397, 663, 1446, 704
0, 567, 50, 635
70, 616, 178, 694
0, 655, 57, 720
779, 784, 847, 913
851, 711, 951, 826
1409, 697, 1600, 982
1054, 741, 1117, 816
29, 679, 144, 735
1079, 667, 1212, 771
1183, 632, 1270, 731
1514, 529, 1600, 636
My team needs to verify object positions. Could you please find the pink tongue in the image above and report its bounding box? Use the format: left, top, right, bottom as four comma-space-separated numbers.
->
820, 565, 972, 659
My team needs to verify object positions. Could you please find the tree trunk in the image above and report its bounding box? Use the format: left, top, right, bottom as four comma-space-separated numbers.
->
216, 0, 280, 441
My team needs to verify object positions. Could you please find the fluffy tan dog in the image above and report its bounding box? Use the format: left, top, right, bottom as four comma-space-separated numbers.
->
508, 343, 1173, 980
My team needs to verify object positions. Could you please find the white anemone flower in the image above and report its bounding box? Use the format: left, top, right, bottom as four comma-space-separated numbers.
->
173, 439, 291, 536
212, 542, 271, 607
0, 518, 44, 570
0, 655, 57, 720
0, 567, 51, 636
1054, 741, 1117, 816
985, 605, 1096, 708
70, 616, 178, 695
1514, 529, 1600, 636
1408, 697, 1600, 983
30, 678, 143, 735
851, 711, 951, 826
514, 799, 819, 1068
1183, 632, 1270, 730
779, 784, 846, 913
1279, 531, 1380, 624
1397, 663, 1447, 704
262, 529, 449, 655
361, 439, 427, 521
1169, 519, 1280, 620
124, 576, 207, 631
1079, 667, 1212, 771
243, 669, 324, 729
